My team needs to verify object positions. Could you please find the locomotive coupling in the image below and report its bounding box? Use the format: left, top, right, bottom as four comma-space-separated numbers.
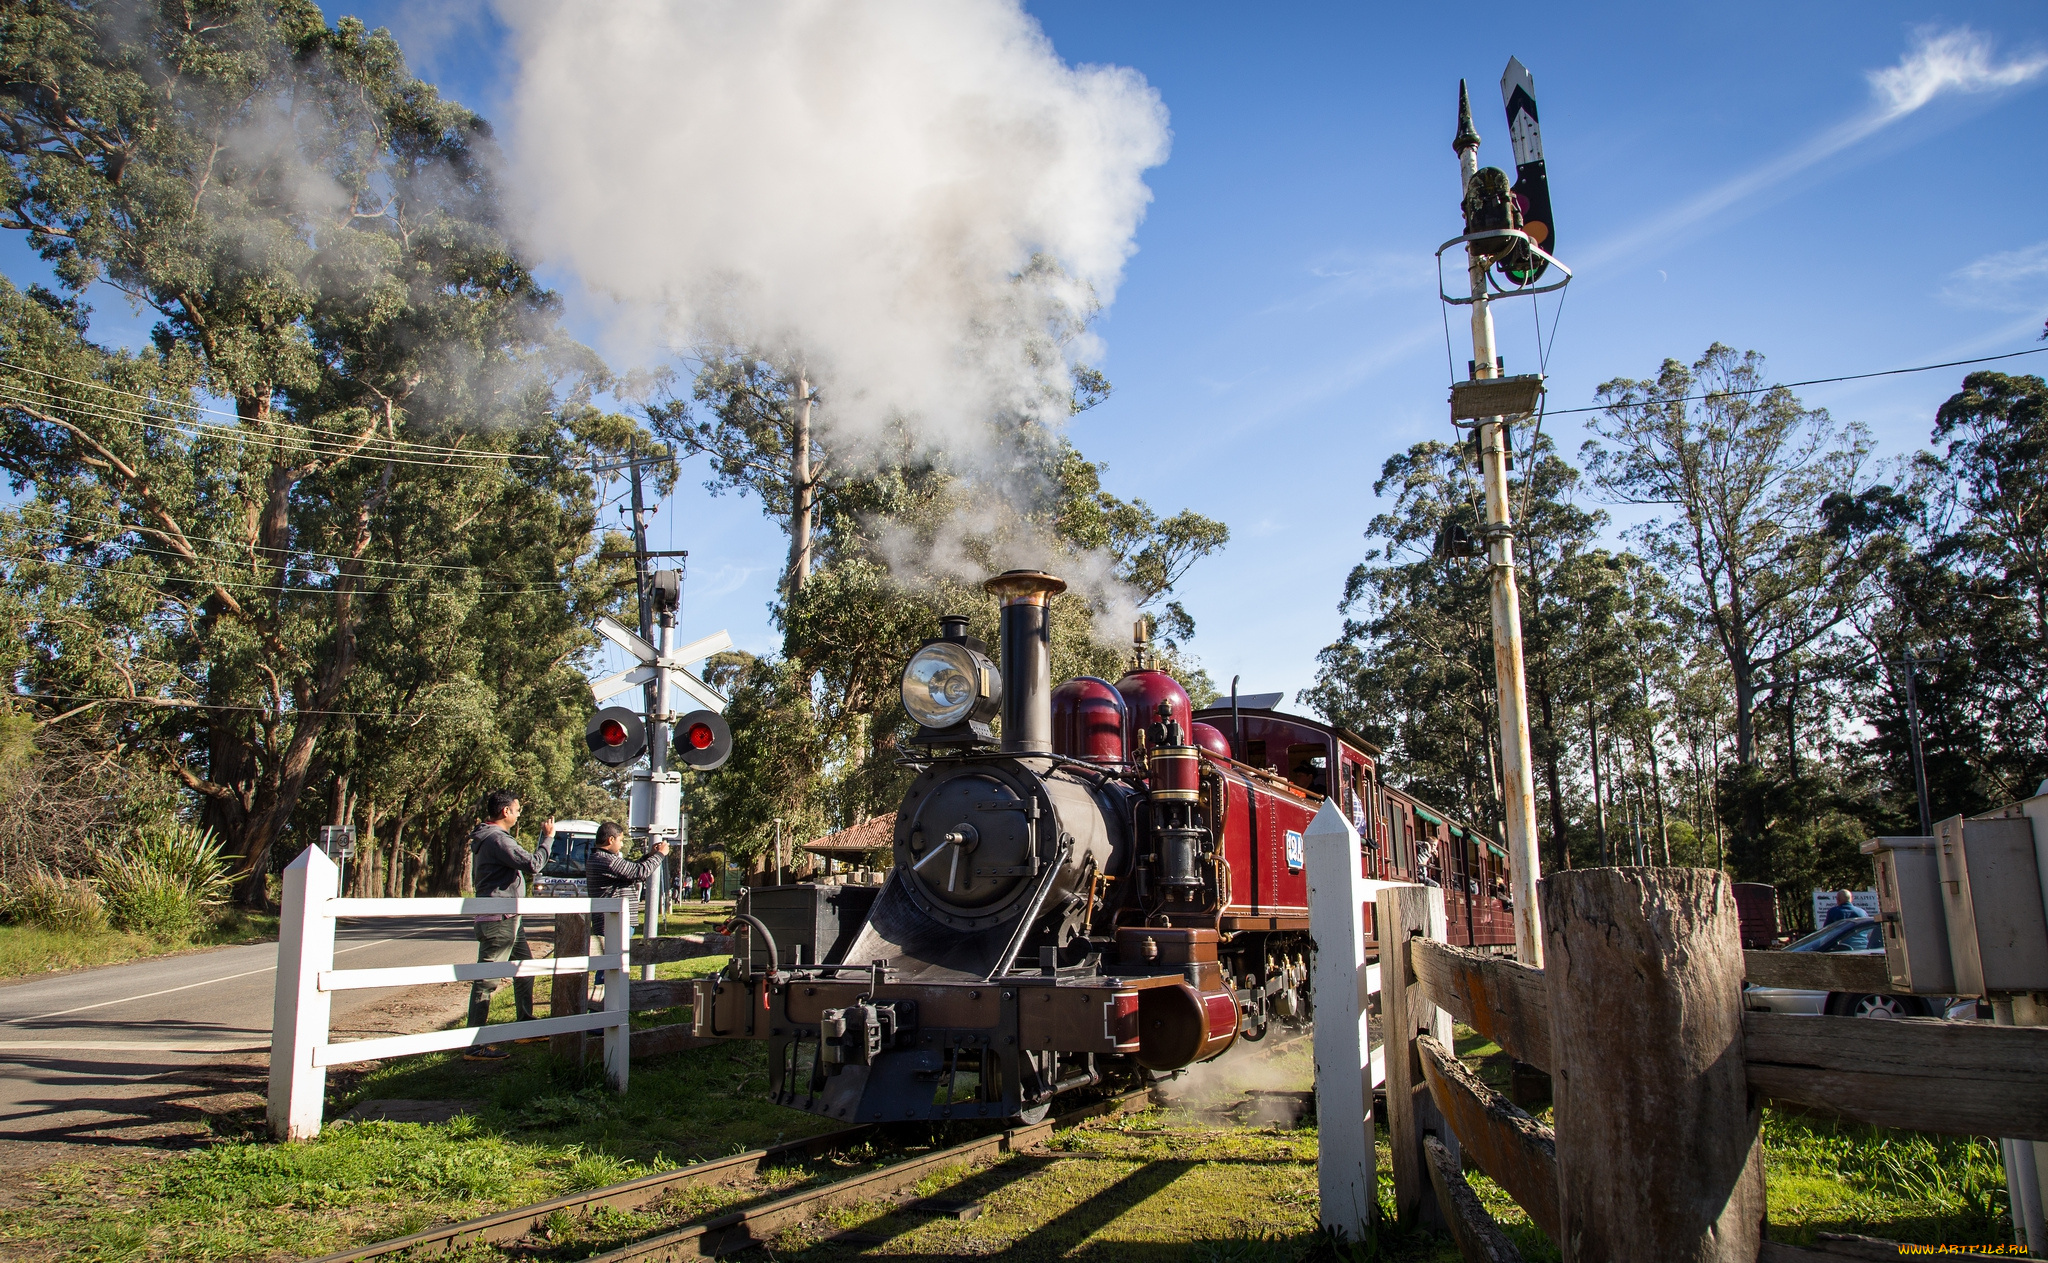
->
820, 999, 917, 1070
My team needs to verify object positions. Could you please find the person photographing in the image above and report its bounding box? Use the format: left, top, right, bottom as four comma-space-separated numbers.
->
465, 789, 553, 1060
586, 823, 669, 989
588, 821, 670, 900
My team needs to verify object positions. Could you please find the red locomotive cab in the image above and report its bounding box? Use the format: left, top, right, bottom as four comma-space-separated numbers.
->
1190, 721, 1232, 761
1050, 676, 1128, 764
1115, 668, 1191, 756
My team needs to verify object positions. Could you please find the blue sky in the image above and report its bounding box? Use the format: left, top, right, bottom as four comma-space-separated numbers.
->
10, 3, 2048, 705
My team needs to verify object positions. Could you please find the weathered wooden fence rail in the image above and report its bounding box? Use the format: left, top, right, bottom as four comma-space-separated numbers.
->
1373, 863, 2048, 1262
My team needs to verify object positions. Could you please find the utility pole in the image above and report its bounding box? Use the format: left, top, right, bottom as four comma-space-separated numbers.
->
1589, 700, 1609, 866
1890, 649, 1935, 837
788, 372, 814, 595
1454, 82, 1544, 965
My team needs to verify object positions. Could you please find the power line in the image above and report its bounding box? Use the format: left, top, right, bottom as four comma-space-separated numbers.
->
0, 550, 577, 596
0, 385, 529, 472
12, 509, 597, 577
0, 359, 551, 461
1547, 346, 2048, 417
14, 690, 440, 720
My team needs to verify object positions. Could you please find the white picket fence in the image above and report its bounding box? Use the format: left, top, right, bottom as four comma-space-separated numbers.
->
268, 846, 635, 1140
1304, 799, 1402, 1242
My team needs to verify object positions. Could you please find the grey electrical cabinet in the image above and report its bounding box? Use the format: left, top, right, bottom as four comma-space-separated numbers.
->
1934, 813, 2048, 996
1862, 836, 1953, 994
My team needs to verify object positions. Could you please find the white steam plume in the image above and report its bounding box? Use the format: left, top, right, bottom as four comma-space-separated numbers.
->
497, 0, 1169, 463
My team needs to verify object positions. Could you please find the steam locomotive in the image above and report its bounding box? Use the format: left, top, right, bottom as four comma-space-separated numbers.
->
689, 570, 1514, 1125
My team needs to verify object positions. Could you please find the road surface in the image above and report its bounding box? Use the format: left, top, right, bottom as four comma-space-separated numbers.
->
0, 918, 492, 1143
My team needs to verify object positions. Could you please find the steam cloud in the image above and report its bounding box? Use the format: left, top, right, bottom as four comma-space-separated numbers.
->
498, 0, 1168, 460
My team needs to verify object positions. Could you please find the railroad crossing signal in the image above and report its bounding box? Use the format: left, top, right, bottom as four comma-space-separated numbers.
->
584, 600, 734, 837
586, 706, 647, 766
673, 708, 733, 771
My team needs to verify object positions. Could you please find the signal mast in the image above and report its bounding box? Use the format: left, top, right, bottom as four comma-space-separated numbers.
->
1436, 59, 1572, 966
584, 446, 735, 973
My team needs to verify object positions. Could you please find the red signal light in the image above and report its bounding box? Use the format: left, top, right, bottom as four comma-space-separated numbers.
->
599, 719, 628, 747
687, 723, 715, 750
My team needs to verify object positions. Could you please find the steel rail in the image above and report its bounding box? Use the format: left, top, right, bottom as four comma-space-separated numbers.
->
304, 1032, 1313, 1263
582, 1089, 1151, 1261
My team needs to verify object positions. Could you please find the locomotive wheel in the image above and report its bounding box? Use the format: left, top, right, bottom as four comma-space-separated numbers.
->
1009, 1101, 1052, 1126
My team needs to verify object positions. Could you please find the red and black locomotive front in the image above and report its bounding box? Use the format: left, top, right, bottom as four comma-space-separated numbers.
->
692, 570, 1301, 1124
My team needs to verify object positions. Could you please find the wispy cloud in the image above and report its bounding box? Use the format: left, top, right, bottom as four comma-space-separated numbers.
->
1581, 27, 2047, 270
1942, 241, 2048, 311
1253, 249, 1438, 320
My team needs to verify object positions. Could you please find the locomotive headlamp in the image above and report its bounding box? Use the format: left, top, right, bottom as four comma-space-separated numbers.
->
902, 641, 997, 729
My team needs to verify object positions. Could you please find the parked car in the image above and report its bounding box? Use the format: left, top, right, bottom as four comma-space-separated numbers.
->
533, 818, 599, 900
1742, 916, 1974, 1019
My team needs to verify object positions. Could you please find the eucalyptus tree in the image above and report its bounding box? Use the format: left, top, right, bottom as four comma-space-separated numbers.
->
0, 3, 611, 900
1304, 439, 1501, 824
1583, 344, 1873, 770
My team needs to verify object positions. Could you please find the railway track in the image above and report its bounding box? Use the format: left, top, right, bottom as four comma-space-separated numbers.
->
307, 1033, 1311, 1263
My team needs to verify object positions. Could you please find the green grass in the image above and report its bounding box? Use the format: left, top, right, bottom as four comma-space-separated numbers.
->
0, 1035, 844, 1261
1761, 1110, 2011, 1246
0, 907, 277, 979
0, 984, 2014, 1262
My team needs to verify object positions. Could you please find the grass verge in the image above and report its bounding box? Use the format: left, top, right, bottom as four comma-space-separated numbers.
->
0, 908, 277, 980
0, 989, 2012, 1260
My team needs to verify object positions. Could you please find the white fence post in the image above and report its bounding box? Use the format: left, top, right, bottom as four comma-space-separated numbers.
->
1306, 799, 1376, 1240
269, 846, 338, 1140
603, 896, 631, 1092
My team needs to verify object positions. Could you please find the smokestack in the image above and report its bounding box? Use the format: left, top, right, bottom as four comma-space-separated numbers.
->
984, 570, 1066, 754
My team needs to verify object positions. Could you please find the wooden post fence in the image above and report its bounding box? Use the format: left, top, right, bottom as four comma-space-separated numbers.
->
1544, 868, 1762, 1260
1358, 865, 2048, 1263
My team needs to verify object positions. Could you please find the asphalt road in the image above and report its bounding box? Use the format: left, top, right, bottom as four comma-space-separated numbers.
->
0, 919, 486, 1140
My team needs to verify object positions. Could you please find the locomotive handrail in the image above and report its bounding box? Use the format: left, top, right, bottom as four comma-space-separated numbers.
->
986, 839, 1073, 981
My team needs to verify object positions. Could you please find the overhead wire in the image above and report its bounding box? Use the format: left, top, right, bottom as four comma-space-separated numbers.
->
1540, 345, 2048, 418
12, 507, 603, 577
0, 550, 578, 596
0, 358, 551, 461
0, 382, 528, 472
15, 690, 444, 720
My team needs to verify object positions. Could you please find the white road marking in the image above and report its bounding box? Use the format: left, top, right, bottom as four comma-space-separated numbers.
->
3, 926, 444, 1025
0, 1040, 267, 1052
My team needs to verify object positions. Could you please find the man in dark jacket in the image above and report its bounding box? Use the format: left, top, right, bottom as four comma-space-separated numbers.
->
586, 822, 668, 984
588, 820, 670, 899
464, 788, 553, 1060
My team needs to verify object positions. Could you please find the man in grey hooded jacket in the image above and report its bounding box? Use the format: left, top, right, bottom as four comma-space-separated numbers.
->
464, 788, 553, 1060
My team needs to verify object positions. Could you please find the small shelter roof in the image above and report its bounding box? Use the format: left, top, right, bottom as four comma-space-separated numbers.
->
804, 813, 896, 857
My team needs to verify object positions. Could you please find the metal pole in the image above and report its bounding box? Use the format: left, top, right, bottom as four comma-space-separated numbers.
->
1901, 650, 1934, 838
637, 451, 670, 982
1455, 83, 1544, 965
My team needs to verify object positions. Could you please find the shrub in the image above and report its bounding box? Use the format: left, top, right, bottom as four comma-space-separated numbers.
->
96, 820, 232, 941
0, 866, 109, 933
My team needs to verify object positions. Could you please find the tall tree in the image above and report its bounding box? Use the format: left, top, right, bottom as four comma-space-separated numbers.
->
0, 3, 602, 900
1583, 344, 1872, 769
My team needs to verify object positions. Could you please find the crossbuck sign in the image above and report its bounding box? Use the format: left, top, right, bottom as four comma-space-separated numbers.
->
588, 615, 731, 716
